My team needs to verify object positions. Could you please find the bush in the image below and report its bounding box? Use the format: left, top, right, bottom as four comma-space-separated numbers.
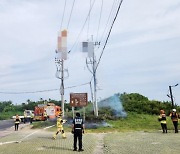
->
120, 93, 175, 115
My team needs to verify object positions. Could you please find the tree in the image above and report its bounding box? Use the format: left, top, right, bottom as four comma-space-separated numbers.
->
120, 93, 174, 115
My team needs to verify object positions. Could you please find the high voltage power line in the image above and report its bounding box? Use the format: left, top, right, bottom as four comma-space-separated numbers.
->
67, 0, 76, 29
68, 0, 96, 53
95, 0, 124, 72
95, 0, 104, 43
98, 0, 118, 46
60, 0, 67, 30
0, 82, 90, 94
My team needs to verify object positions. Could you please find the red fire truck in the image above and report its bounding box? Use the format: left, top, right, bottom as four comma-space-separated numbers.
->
34, 103, 61, 121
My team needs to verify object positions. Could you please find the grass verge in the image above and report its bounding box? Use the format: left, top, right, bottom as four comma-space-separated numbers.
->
31, 112, 176, 133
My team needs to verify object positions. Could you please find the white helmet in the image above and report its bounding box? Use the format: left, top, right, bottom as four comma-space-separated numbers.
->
172, 109, 176, 112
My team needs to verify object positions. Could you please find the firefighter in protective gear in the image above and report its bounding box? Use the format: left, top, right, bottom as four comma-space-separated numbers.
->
53, 113, 67, 139
14, 114, 21, 131
30, 112, 34, 124
158, 110, 167, 133
44, 111, 48, 121
24, 110, 27, 123
170, 109, 179, 133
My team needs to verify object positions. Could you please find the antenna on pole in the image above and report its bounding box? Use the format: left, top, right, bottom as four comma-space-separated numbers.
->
55, 30, 69, 117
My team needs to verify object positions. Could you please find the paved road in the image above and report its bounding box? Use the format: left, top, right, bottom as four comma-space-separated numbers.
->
0, 128, 180, 154
0, 120, 30, 138
0, 120, 14, 130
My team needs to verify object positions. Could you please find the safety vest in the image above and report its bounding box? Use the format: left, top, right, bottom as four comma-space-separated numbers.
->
73, 117, 83, 129
15, 118, 20, 124
171, 113, 178, 121
159, 114, 166, 124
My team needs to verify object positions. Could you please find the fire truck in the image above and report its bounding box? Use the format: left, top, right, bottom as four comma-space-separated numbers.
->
34, 103, 61, 121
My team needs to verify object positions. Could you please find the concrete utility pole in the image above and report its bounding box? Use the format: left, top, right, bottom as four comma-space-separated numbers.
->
92, 52, 98, 117
55, 30, 68, 117
55, 59, 67, 117
85, 41, 100, 117
60, 60, 64, 116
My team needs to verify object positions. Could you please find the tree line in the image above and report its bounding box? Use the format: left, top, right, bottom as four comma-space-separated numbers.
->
120, 92, 180, 115
0, 93, 180, 120
0, 99, 71, 120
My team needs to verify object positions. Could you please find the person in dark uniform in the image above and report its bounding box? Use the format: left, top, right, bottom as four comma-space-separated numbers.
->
72, 112, 85, 152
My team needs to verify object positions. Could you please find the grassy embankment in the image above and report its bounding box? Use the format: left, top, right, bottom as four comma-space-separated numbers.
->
31, 112, 176, 133
0, 111, 23, 120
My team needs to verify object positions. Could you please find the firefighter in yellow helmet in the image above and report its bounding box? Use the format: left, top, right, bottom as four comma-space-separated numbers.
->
53, 113, 67, 139
158, 110, 167, 133
14, 114, 21, 131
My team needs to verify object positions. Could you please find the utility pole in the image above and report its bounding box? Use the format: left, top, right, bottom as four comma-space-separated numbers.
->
55, 30, 68, 117
169, 86, 174, 108
84, 40, 100, 117
168, 84, 178, 109
93, 52, 98, 117
60, 60, 64, 117
55, 59, 67, 117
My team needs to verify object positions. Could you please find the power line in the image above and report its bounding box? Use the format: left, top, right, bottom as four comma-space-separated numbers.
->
87, 0, 92, 40
68, 0, 96, 53
60, 0, 67, 30
0, 82, 90, 94
67, 0, 76, 29
95, 0, 124, 72
99, 0, 118, 45
95, 0, 104, 42
65, 82, 90, 89
0, 89, 59, 94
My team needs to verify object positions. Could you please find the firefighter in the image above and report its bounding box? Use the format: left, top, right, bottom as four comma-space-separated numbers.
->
53, 113, 67, 139
14, 114, 21, 131
44, 111, 47, 121
170, 109, 179, 133
158, 110, 167, 133
72, 112, 85, 152
24, 110, 27, 123
30, 112, 34, 124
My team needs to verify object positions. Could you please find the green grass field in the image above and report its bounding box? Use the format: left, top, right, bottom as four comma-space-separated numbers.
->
32, 112, 177, 133
106, 112, 175, 132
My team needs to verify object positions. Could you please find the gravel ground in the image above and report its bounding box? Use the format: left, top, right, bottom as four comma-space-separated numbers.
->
0, 128, 180, 154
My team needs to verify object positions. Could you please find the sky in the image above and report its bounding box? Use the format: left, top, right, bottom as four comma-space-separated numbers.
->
0, 0, 180, 106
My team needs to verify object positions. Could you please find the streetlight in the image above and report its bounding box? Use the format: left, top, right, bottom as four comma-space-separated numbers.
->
168, 84, 178, 108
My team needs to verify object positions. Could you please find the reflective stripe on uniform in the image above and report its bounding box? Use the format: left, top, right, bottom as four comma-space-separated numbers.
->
75, 119, 83, 124
161, 120, 166, 124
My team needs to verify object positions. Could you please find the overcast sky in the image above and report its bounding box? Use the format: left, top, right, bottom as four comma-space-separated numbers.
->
0, 0, 180, 106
